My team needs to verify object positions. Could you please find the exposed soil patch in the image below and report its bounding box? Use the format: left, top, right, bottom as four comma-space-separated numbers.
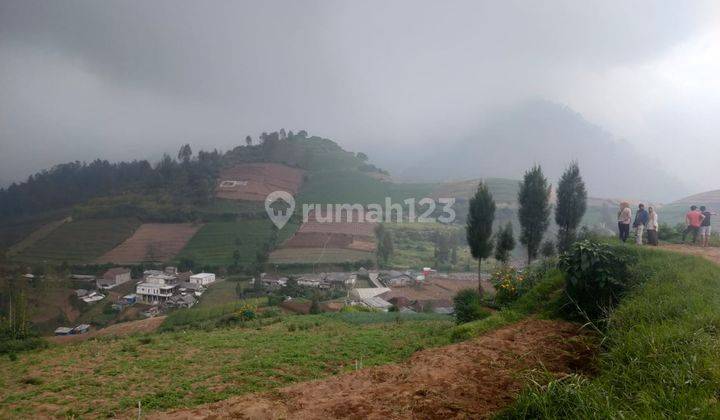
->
155, 319, 594, 419
96, 223, 201, 264
659, 243, 720, 265
49, 316, 166, 344
216, 163, 304, 201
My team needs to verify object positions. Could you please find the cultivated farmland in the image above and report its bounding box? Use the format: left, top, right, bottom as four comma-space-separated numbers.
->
270, 209, 377, 266
269, 248, 374, 264
215, 163, 304, 201
13, 218, 141, 264
97, 223, 202, 264
176, 219, 298, 266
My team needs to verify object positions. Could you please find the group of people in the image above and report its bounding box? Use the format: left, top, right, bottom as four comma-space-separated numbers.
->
681, 205, 716, 247
617, 202, 659, 245
617, 202, 715, 247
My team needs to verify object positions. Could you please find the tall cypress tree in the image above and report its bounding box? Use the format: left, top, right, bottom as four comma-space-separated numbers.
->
518, 165, 551, 264
555, 162, 587, 253
466, 182, 496, 295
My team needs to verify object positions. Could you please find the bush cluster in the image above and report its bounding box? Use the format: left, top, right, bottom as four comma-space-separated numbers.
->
453, 289, 491, 324
559, 239, 636, 321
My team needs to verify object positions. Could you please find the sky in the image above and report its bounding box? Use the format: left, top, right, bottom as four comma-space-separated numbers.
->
1, 0, 719, 198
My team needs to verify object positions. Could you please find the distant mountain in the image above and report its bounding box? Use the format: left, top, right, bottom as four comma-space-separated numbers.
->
400, 100, 686, 202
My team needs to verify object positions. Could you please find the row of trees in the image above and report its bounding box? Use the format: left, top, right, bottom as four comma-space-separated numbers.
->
466, 162, 587, 293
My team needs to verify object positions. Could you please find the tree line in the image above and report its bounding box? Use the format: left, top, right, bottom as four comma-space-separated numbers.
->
466, 162, 587, 294
0, 128, 317, 221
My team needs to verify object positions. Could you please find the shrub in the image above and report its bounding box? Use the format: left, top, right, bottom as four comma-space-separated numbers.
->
491, 266, 525, 306
0, 337, 47, 355
453, 289, 491, 324
559, 239, 636, 321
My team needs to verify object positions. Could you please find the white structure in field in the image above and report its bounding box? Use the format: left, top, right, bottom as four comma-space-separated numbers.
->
136, 273, 178, 303
189, 272, 216, 285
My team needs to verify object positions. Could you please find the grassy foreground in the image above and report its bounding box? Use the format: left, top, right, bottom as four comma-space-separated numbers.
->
0, 314, 453, 418
501, 247, 720, 418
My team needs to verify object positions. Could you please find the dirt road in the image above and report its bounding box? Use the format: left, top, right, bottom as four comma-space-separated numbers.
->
659, 243, 720, 265
155, 319, 593, 419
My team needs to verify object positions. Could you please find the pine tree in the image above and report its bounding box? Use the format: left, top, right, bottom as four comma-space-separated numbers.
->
494, 222, 516, 265
555, 162, 587, 253
466, 182, 495, 295
518, 166, 552, 264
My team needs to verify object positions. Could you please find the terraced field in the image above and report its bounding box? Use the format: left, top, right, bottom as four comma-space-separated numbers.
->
12, 218, 141, 264
97, 223, 202, 264
176, 219, 298, 266
268, 247, 374, 264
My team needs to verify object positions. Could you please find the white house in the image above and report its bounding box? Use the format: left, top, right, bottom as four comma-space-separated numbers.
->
189, 273, 215, 285
136, 273, 178, 303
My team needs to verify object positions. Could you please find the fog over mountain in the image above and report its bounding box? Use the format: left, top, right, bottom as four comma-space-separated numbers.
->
1, 1, 720, 199
394, 100, 685, 202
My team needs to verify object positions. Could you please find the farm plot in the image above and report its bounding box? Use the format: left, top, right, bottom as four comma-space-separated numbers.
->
269, 248, 374, 265
13, 218, 141, 264
175, 219, 298, 267
271, 209, 377, 265
97, 223, 202, 264
216, 163, 304, 201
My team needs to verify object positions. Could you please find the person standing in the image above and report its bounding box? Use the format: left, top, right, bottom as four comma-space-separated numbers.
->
633, 203, 649, 245
683, 205, 704, 244
699, 206, 716, 247
617, 202, 632, 242
646, 206, 659, 246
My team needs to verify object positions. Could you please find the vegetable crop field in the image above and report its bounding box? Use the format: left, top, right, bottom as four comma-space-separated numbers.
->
12, 218, 141, 264
176, 219, 298, 266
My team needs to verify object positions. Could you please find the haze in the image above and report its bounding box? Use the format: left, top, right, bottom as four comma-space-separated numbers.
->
1, 1, 719, 200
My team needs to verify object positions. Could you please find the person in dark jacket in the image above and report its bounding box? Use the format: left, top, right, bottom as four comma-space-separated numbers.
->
633, 203, 649, 245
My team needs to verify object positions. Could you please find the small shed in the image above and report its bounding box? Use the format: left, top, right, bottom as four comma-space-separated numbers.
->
73, 324, 91, 334
54, 327, 73, 335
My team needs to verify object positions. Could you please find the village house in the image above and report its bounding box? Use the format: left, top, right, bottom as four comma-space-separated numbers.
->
166, 293, 197, 309
178, 281, 205, 296
136, 273, 178, 303
189, 272, 216, 285
97, 267, 131, 289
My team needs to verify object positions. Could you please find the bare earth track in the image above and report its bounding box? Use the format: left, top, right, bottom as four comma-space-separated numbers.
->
659, 243, 720, 265
156, 319, 592, 419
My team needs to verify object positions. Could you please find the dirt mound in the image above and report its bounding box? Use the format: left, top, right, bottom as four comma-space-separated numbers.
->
97, 223, 201, 264
49, 316, 166, 344
216, 163, 304, 201
156, 319, 593, 419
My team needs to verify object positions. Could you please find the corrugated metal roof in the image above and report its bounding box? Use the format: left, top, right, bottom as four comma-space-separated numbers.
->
350, 287, 390, 300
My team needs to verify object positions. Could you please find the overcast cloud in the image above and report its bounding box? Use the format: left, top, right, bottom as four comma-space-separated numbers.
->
1, 1, 719, 198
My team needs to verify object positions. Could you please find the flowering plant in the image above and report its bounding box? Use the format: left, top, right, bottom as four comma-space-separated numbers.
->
491, 266, 524, 305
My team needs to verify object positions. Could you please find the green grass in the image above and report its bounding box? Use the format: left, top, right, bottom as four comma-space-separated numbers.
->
176, 219, 298, 266
0, 314, 454, 417
160, 297, 269, 331
13, 218, 140, 264
499, 247, 720, 418
194, 279, 251, 309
